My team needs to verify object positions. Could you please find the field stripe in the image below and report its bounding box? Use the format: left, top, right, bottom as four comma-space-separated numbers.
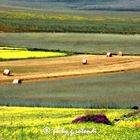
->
0, 55, 140, 84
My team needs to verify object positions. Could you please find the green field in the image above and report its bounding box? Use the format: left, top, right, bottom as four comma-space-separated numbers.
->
0, 33, 140, 55
0, 71, 140, 108
0, 107, 139, 140
0, 0, 140, 34
0, 9, 139, 34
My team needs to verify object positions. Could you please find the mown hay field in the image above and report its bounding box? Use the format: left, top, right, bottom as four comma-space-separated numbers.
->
0, 107, 140, 140
0, 71, 140, 108
0, 54, 140, 83
0, 33, 140, 55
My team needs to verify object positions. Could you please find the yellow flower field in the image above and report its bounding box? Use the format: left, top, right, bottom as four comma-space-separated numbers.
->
0, 47, 66, 60
0, 107, 139, 140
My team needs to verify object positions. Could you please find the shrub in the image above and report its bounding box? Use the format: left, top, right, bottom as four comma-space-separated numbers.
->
72, 114, 111, 125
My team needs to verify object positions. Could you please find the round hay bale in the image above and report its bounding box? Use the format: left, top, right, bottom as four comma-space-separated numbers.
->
13, 79, 22, 84
82, 59, 87, 64
3, 69, 10, 76
106, 52, 112, 57
117, 51, 124, 56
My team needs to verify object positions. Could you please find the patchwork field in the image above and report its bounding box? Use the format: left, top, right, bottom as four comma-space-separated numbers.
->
0, 107, 140, 140
0, 39, 140, 108
0, 1, 139, 34
0, 33, 140, 108
0, 0, 140, 139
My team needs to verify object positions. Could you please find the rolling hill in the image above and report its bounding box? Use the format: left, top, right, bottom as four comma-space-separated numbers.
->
0, 0, 140, 11
0, 0, 139, 33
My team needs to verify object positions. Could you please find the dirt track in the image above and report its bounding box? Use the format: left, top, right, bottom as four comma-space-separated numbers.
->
0, 55, 140, 84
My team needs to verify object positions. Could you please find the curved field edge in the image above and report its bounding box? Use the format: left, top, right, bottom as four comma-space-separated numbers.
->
0, 54, 140, 84
0, 107, 140, 140
0, 71, 140, 108
0, 33, 140, 55
0, 46, 67, 60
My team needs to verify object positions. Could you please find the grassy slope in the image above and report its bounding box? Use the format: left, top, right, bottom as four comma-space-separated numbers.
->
0, 33, 140, 55
0, 71, 140, 108
0, 107, 139, 140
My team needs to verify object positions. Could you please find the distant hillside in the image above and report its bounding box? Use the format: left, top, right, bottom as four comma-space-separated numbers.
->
0, 0, 140, 11
0, 0, 140, 33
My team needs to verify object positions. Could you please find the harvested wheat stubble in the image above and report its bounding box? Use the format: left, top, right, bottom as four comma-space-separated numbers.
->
0, 55, 140, 84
